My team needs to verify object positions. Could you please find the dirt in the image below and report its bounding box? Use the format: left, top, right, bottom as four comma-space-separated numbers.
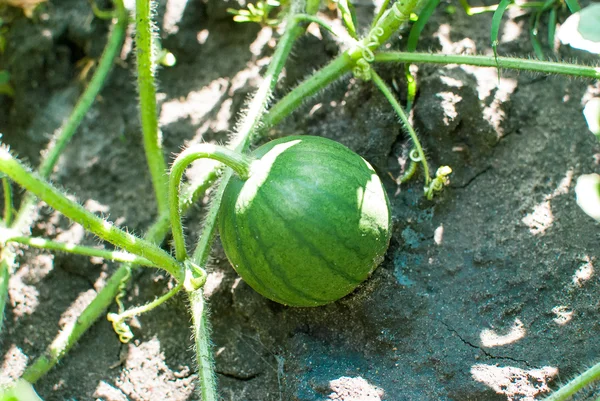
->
1, 0, 600, 400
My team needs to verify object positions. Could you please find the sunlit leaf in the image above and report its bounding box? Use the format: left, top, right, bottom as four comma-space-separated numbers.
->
578, 3, 600, 42
575, 173, 600, 221
0, 380, 44, 401
583, 98, 600, 137
558, 4, 600, 54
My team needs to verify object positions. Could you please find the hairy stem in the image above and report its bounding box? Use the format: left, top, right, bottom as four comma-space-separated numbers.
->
237, 0, 307, 148
23, 264, 131, 383
545, 361, 600, 401
0, 0, 128, 335
373, 52, 600, 79
371, 70, 430, 185
0, 149, 182, 280
22, 209, 169, 382
371, 0, 392, 29
4, 235, 156, 267
108, 282, 182, 322
262, 54, 353, 128
186, 3, 318, 398
168, 145, 253, 262
188, 289, 217, 401
136, 0, 169, 216
191, 0, 317, 267
12, 0, 128, 229
2, 177, 12, 225
0, 251, 14, 336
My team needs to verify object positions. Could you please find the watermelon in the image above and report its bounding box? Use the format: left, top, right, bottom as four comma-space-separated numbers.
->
218, 136, 391, 307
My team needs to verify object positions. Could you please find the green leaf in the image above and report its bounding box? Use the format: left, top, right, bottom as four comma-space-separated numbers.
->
529, 12, 545, 60
547, 8, 556, 48
407, 0, 440, 52
558, 4, 600, 54
575, 174, 600, 221
336, 0, 358, 39
564, 0, 581, 13
491, 0, 512, 59
405, 0, 440, 110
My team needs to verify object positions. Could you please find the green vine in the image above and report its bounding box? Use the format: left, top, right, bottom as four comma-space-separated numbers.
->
3, 0, 600, 399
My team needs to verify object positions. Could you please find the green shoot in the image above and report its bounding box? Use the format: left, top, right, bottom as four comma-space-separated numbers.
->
530, 11, 545, 59
405, 0, 441, 110
228, 0, 288, 26
491, 0, 513, 71
335, 0, 358, 39
547, 7, 556, 48
371, 70, 431, 188
106, 282, 183, 343
371, 0, 391, 29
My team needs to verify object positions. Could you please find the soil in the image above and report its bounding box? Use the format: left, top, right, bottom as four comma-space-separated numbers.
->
1, 0, 600, 400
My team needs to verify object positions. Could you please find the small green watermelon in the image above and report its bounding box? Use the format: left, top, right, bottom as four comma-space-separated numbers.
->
218, 136, 391, 307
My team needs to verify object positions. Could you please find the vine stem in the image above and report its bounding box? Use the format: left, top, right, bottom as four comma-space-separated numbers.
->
0, 0, 128, 336
168, 144, 253, 262
11, 0, 128, 229
371, 70, 430, 185
265, 0, 421, 128
2, 177, 12, 225
0, 148, 183, 280
3, 234, 156, 267
189, 289, 217, 401
136, 0, 170, 216
545, 361, 600, 401
185, 3, 319, 399
22, 264, 131, 383
107, 282, 182, 322
459, 0, 546, 15
22, 209, 172, 382
373, 52, 600, 79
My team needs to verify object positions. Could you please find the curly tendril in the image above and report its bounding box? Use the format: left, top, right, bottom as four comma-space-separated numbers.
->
353, 1, 412, 81
409, 148, 422, 162
108, 264, 134, 343
353, 27, 385, 80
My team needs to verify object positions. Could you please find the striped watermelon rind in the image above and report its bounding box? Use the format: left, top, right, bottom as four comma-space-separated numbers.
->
218, 136, 391, 307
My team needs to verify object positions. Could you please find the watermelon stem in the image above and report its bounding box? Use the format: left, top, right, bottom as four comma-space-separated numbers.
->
371, 70, 432, 188
106, 281, 183, 343
0, 146, 185, 282
135, 0, 170, 218
545, 361, 600, 401
168, 144, 254, 262
373, 51, 600, 79
0, 232, 157, 267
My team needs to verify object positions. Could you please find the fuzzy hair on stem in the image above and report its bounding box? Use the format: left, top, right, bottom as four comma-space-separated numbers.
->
0, 146, 183, 280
